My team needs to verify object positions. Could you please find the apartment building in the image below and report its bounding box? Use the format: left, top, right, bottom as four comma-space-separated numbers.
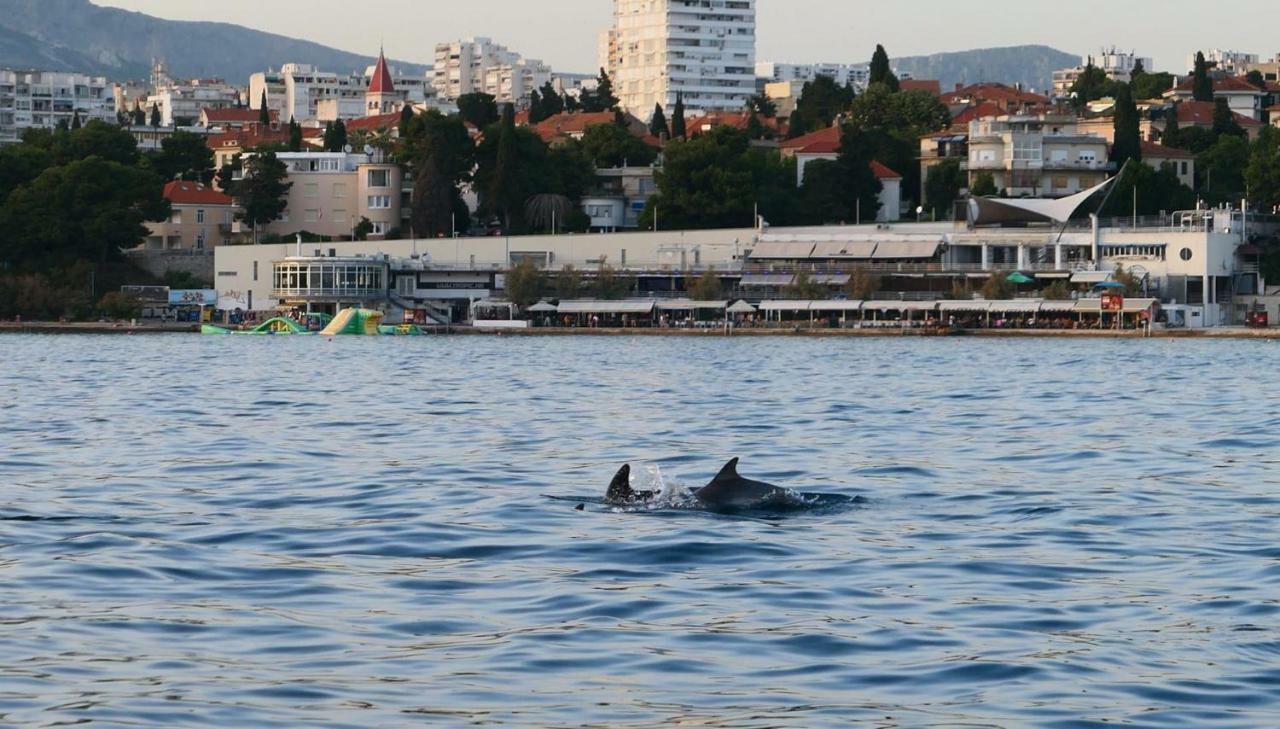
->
253, 151, 404, 241
146, 182, 239, 251
966, 114, 1114, 198
0, 69, 114, 144
432, 37, 551, 104
1164, 76, 1268, 121
147, 78, 241, 128
602, 0, 757, 116
1052, 48, 1153, 98
755, 61, 870, 90
1189, 50, 1259, 75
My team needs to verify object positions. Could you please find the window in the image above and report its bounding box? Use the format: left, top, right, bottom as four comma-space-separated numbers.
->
196, 231, 205, 249
1181, 162, 1189, 175
253, 261, 258, 282
367, 195, 391, 209
1180, 248, 1193, 262
196, 209, 205, 224
304, 182, 319, 198
333, 182, 347, 198
332, 208, 347, 223
367, 169, 389, 188
304, 209, 320, 223
170, 211, 182, 224
371, 221, 388, 236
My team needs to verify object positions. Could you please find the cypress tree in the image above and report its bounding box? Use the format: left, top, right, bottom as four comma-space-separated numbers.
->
322, 121, 335, 151
288, 118, 303, 152
71, 110, 82, 130
595, 68, 618, 111
150, 103, 161, 128
1111, 86, 1142, 169
1193, 52, 1213, 102
650, 103, 669, 138
528, 89, 545, 124
1212, 97, 1244, 138
490, 103, 521, 232
671, 93, 686, 139
259, 90, 270, 124
333, 119, 348, 151
869, 44, 900, 92
132, 102, 145, 126
1163, 103, 1182, 148
399, 104, 415, 134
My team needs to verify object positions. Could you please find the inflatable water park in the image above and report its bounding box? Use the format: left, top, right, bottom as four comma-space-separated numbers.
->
202, 308, 427, 336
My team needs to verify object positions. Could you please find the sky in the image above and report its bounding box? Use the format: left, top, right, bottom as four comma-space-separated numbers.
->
95, 0, 1278, 74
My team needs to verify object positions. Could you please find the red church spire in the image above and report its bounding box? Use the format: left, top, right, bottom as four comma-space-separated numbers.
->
369, 47, 395, 94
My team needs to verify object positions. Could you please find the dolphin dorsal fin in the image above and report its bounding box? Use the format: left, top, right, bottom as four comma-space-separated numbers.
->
712, 458, 740, 483
607, 464, 634, 502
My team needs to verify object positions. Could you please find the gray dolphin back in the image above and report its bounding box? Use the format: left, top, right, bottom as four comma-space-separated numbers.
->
695, 458, 792, 511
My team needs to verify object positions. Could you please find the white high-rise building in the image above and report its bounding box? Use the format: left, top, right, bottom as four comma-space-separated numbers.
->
602, 0, 757, 117
0, 69, 115, 144
1189, 50, 1260, 75
433, 37, 550, 104
755, 62, 870, 90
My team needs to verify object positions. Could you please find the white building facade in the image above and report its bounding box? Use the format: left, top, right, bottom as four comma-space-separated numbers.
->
1053, 47, 1153, 97
603, 0, 757, 116
432, 37, 551, 104
0, 69, 114, 143
249, 61, 430, 123
755, 62, 870, 89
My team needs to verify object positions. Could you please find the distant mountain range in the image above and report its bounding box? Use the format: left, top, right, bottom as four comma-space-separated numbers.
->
0, 0, 430, 81
893, 45, 1081, 95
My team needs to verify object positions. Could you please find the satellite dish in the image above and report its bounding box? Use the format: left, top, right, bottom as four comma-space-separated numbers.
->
363, 145, 374, 156
343, 144, 353, 153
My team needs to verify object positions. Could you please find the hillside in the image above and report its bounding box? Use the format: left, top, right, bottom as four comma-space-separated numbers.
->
893, 45, 1081, 94
0, 0, 431, 81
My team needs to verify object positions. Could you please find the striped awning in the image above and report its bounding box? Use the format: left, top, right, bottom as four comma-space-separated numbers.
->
557, 300, 656, 314
740, 274, 794, 287
870, 241, 941, 259
656, 299, 728, 310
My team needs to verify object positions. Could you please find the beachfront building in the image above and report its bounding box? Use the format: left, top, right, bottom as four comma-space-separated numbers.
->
262, 151, 404, 241
602, 0, 757, 116
0, 69, 114, 144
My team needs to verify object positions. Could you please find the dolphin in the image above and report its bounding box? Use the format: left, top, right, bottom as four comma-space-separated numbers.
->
606, 458, 797, 511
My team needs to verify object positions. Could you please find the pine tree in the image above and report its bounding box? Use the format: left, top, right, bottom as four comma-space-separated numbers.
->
594, 68, 618, 111
649, 103, 669, 138
150, 103, 161, 128
1193, 52, 1213, 102
528, 89, 545, 124
1111, 86, 1142, 169
259, 90, 270, 124
132, 102, 145, 126
671, 93, 686, 139
869, 44, 900, 92
539, 82, 564, 117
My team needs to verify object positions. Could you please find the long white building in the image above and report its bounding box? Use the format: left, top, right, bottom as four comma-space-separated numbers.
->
249, 54, 433, 123
0, 69, 114, 143
755, 62, 870, 89
602, 0, 757, 116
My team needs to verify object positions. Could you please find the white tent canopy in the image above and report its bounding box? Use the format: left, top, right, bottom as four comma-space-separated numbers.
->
727, 300, 758, 314
970, 176, 1117, 225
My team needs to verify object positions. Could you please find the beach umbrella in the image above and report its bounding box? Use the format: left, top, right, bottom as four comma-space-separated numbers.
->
727, 300, 757, 314
1093, 281, 1126, 290
1006, 272, 1035, 285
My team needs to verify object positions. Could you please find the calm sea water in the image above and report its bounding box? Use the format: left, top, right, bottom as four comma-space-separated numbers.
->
3, 334, 1280, 728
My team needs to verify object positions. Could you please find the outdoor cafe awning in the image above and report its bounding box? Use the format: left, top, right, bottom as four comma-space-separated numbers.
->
870, 241, 941, 259
1071, 271, 1114, 284
866, 300, 938, 312
989, 299, 1043, 313
810, 241, 878, 259
749, 242, 816, 259
728, 300, 758, 314
740, 274, 794, 287
1039, 301, 1078, 312
809, 300, 863, 311
557, 300, 656, 314
939, 300, 992, 312
526, 301, 558, 313
759, 300, 815, 312
657, 299, 729, 310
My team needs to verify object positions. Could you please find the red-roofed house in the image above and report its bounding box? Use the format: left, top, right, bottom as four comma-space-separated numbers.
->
900, 79, 942, 96
527, 111, 648, 144
941, 83, 1050, 114
1140, 141, 1196, 187
1164, 76, 1267, 121
691, 111, 786, 139
146, 182, 240, 250
780, 125, 902, 221
1145, 101, 1266, 142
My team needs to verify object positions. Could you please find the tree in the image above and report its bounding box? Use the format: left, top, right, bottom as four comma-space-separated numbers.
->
288, 118, 303, 152
149, 103, 161, 128
640, 126, 757, 230
1246, 70, 1266, 90
332, 119, 348, 152
579, 122, 656, 168
399, 104, 415, 135
788, 75, 855, 138
488, 103, 522, 232
980, 273, 1014, 300
1212, 98, 1244, 139
0, 157, 168, 270
1193, 52, 1213, 102
1068, 62, 1122, 110
1130, 58, 1145, 78
224, 151, 292, 242
555, 264, 581, 299
1113, 264, 1143, 296
411, 153, 455, 238
1198, 134, 1250, 202
457, 93, 499, 129
149, 130, 215, 182
259, 91, 270, 124
689, 267, 723, 300
745, 93, 778, 118
1246, 127, 1280, 212
1132, 71, 1176, 101
131, 102, 146, 126
924, 159, 963, 219
1111, 86, 1142, 169
353, 217, 373, 241
671, 93, 687, 140
581, 68, 619, 113
322, 121, 335, 152
971, 172, 998, 197
504, 258, 541, 307
846, 266, 882, 300
1162, 103, 1182, 148
70, 111, 81, 131
1100, 159, 1196, 217
745, 113, 767, 141
592, 263, 632, 299
869, 44, 900, 92
649, 103, 669, 138
844, 86, 949, 208
1041, 280, 1072, 301
796, 127, 883, 225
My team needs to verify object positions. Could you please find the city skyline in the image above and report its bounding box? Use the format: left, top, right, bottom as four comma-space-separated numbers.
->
94, 0, 1277, 76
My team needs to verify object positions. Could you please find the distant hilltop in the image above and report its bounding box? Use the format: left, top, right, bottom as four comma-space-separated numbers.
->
894, 45, 1081, 94
0, 0, 430, 80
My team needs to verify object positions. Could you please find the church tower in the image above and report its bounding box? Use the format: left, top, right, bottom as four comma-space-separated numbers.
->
366, 49, 398, 115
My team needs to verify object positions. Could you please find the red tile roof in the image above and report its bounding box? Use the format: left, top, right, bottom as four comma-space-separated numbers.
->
202, 107, 278, 125
163, 181, 234, 206
529, 112, 625, 142
368, 50, 395, 94
900, 79, 942, 96
951, 101, 1004, 127
942, 83, 1050, 107
1174, 100, 1263, 127
694, 111, 785, 134
1140, 141, 1195, 159
1171, 75, 1266, 94
206, 126, 292, 151
780, 125, 841, 154
870, 160, 901, 179
344, 111, 402, 134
